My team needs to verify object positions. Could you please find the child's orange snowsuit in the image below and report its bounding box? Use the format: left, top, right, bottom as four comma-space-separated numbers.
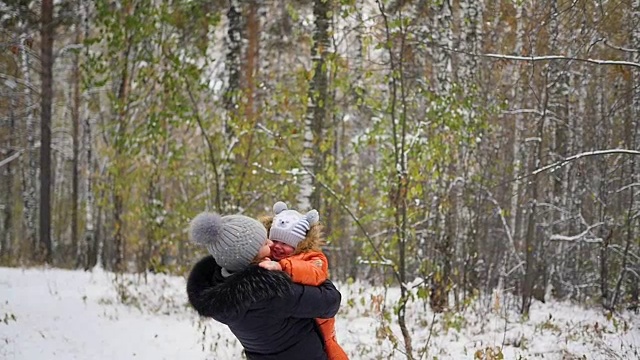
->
279, 251, 349, 360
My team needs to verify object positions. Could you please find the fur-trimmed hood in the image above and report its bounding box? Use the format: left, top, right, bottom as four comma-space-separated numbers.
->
259, 215, 325, 255
186, 256, 293, 322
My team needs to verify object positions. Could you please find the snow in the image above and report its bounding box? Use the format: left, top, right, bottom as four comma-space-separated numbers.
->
1, 266, 639, 360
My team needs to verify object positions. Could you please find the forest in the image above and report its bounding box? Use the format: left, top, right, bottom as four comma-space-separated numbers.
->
1, 1, 639, 353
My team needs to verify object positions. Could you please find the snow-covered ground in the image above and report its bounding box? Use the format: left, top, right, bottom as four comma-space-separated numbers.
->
1, 266, 638, 359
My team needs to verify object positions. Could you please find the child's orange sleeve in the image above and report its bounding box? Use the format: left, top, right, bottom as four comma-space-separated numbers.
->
279, 252, 328, 286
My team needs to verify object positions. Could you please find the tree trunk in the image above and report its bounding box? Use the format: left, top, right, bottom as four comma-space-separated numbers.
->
456, 0, 482, 306
432, 0, 453, 94
509, 2, 526, 263
234, 0, 260, 209
630, 0, 640, 311
457, 0, 481, 84
521, 66, 549, 315
221, 0, 244, 212
299, 0, 330, 211
20, 33, 38, 256
521, 139, 540, 315
83, 111, 96, 270
429, 0, 453, 313
549, 0, 569, 303
79, 0, 95, 270
39, 0, 54, 264
52, 148, 65, 256
1, 85, 17, 260
71, 0, 82, 266
593, 64, 612, 308
112, 16, 133, 272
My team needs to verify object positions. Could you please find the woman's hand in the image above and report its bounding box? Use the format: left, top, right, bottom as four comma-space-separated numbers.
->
258, 258, 282, 271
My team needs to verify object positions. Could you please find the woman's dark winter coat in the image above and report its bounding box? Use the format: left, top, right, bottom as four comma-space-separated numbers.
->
187, 255, 342, 360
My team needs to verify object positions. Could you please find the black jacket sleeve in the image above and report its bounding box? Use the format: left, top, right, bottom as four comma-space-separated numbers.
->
280, 280, 342, 319
186, 256, 222, 317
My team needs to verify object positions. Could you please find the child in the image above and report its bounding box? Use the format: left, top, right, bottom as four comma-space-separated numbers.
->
259, 201, 349, 360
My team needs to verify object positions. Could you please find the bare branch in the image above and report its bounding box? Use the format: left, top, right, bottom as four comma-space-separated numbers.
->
54, 43, 83, 59
357, 258, 395, 267
549, 222, 604, 243
479, 53, 640, 69
602, 38, 639, 53
0, 73, 40, 94
0, 150, 23, 169
616, 183, 640, 193
502, 109, 545, 117
479, 185, 523, 273
532, 149, 640, 176
417, 37, 640, 68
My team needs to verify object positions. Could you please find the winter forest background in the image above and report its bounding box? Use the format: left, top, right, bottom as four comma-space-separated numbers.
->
1, 0, 640, 358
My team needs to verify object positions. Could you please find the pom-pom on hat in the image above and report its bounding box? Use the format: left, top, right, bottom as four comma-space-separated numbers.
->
269, 201, 319, 249
189, 212, 267, 277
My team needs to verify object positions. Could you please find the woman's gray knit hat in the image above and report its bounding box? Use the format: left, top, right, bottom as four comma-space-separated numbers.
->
269, 201, 319, 249
189, 212, 267, 277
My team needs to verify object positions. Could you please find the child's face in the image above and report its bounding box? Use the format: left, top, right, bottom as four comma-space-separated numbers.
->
270, 240, 295, 261
254, 239, 273, 262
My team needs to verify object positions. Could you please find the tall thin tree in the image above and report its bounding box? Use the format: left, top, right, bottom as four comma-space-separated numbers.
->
299, 0, 331, 211
71, 0, 82, 266
39, 0, 54, 263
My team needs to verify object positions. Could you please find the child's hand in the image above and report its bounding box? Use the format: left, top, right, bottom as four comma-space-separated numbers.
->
259, 259, 282, 271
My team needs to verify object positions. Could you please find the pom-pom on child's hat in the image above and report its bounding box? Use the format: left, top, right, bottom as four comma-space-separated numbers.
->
189, 212, 267, 277
269, 201, 319, 249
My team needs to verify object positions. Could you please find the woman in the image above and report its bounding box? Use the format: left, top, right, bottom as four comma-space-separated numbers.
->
187, 212, 342, 360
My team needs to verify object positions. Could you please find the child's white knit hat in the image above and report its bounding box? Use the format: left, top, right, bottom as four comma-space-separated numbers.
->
269, 201, 319, 248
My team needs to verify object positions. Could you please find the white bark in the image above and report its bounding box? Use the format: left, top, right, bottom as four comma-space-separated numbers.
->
509, 3, 525, 241
257, 1, 270, 111
633, 0, 640, 196
222, 0, 244, 212
458, 0, 482, 84
52, 151, 65, 253
83, 112, 95, 266
631, 0, 640, 286
431, 0, 453, 94
298, 0, 330, 211
82, 1, 95, 268
298, 132, 314, 211
19, 33, 38, 248
547, 0, 569, 298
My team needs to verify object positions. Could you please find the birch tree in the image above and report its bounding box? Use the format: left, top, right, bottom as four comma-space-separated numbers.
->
299, 0, 331, 211
79, 1, 98, 269
221, 0, 243, 212
546, 0, 570, 303
630, 0, 640, 309
69, 0, 82, 266
19, 32, 39, 256
39, 0, 54, 263
429, 0, 454, 313
504, 2, 529, 297
454, 0, 482, 307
